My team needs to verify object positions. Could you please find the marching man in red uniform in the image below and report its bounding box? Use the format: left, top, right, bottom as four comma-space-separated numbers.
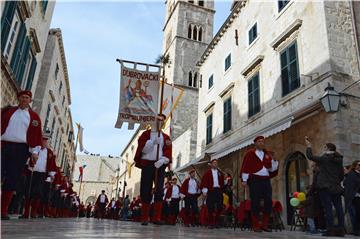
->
20, 134, 57, 219
164, 177, 180, 225
134, 114, 172, 226
1, 91, 42, 220
200, 159, 224, 229
240, 136, 279, 232
180, 169, 200, 226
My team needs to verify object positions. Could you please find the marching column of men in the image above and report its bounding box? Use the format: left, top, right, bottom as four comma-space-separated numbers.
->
1, 91, 81, 220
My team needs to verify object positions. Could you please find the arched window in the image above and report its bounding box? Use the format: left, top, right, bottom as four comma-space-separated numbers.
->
193, 72, 198, 87
188, 72, 192, 86
198, 1, 204, 6
198, 27, 203, 42
188, 25, 192, 39
193, 26, 197, 41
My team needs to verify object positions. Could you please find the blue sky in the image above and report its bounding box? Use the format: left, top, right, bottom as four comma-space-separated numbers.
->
51, 1, 231, 157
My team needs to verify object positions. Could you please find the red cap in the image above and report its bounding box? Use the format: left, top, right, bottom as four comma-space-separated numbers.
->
17, 90, 32, 98
210, 158, 217, 163
254, 136, 265, 143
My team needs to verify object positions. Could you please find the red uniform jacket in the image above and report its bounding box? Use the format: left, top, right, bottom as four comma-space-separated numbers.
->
165, 184, 180, 199
240, 148, 278, 180
53, 168, 62, 186
200, 168, 224, 192
134, 129, 172, 169
1, 106, 42, 147
180, 178, 200, 197
96, 194, 109, 206
28, 147, 57, 173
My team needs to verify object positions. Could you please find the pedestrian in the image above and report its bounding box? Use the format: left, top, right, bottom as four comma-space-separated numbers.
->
95, 190, 109, 219
344, 160, 360, 236
200, 158, 224, 229
180, 169, 200, 227
164, 177, 180, 225
19, 134, 57, 219
1, 90, 43, 220
240, 136, 279, 232
305, 136, 345, 237
86, 202, 92, 218
122, 195, 130, 220
134, 114, 172, 226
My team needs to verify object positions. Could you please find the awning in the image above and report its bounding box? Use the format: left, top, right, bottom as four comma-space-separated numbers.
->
211, 116, 294, 159
174, 152, 214, 173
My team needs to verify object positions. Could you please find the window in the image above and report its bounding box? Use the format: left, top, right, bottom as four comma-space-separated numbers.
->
59, 81, 63, 94
225, 53, 231, 71
248, 73, 261, 117
193, 73, 197, 87
248, 23, 257, 45
55, 64, 59, 80
206, 113, 213, 145
41, 0, 48, 15
193, 26, 197, 41
198, 1, 204, 6
208, 74, 213, 89
50, 118, 56, 138
1, 1, 18, 53
62, 95, 65, 106
223, 97, 232, 133
3, 13, 20, 61
188, 0, 194, 3
43, 104, 51, 132
25, 55, 37, 90
188, 72, 192, 86
188, 25, 192, 39
278, 0, 290, 12
10, 22, 31, 86
280, 41, 300, 96
198, 27, 203, 42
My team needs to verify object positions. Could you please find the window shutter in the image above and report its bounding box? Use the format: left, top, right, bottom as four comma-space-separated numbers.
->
10, 22, 26, 71
1, 1, 17, 52
16, 37, 31, 85
25, 56, 37, 90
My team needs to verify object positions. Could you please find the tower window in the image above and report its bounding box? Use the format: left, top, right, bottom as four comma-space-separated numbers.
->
188, 25, 192, 39
193, 26, 197, 41
188, 72, 192, 86
188, 0, 194, 3
193, 73, 197, 87
198, 1, 204, 7
198, 27, 203, 42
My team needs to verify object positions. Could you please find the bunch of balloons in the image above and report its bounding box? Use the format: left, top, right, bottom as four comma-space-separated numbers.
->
290, 191, 306, 207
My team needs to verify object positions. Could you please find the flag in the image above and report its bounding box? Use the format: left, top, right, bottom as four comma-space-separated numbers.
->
115, 60, 161, 129
78, 124, 84, 152
78, 164, 86, 181
161, 82, 183, 123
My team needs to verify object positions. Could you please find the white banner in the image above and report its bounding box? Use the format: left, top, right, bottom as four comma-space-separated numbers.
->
115, 64, 160, 129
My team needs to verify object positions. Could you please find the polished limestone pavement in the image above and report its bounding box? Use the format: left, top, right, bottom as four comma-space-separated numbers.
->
1, 218, 356, 239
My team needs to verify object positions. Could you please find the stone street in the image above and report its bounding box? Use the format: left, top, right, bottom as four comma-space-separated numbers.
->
1, 218, 357, 239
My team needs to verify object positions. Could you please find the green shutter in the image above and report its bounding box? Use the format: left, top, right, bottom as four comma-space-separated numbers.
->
25, 56, 37, 90
10, 22, 26, 71
42, 1, 48, 14
16, 37, 31, 85
1, 1, 17, 52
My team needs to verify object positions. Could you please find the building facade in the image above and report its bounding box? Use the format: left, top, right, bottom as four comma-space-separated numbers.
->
179, 0, 360, 224
162, 0, 215, 170
72, 155, 120, 204
32, 29, 76, 177
1, 1, 55, 107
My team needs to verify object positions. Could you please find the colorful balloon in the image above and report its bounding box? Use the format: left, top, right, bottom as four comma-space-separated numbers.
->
293, 192, 299, 198
298, 192, 306, 202
290, 198, 300, 207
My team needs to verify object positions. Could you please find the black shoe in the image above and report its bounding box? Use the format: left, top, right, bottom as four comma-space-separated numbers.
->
141, 221, 149, 226
261, 227, 272, 232
333, 227, 345, 237
1, 215, 10, 220
153, 220, 165, 225
18, 215, 29, 219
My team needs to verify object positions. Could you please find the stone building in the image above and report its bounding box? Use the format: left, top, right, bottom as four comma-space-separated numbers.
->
32, 29, 76, 177
1, 1, 55, 107
176, 0, 360, 224
162, 0, 215, 170
72, 155, 120, 204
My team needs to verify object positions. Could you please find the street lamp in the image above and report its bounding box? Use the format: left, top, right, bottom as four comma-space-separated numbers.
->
320, 83, 340, 113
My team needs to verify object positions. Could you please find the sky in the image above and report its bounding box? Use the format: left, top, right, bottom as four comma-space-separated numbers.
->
50, 1, 231, 157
